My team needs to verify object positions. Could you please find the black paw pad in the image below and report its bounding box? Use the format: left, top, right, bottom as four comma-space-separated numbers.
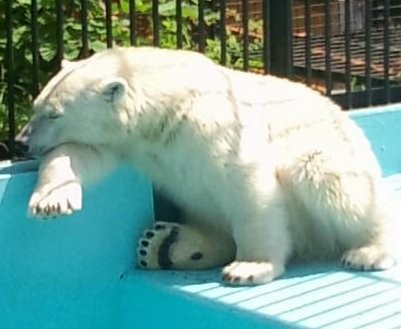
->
145, 231, 155, 239
140, 240, 149, 247
155, 223, 166, 231
158, 226, 180, 269
190, 252, 203, 260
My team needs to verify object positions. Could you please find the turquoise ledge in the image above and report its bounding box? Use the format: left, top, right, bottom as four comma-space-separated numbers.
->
1, 104, 401, 329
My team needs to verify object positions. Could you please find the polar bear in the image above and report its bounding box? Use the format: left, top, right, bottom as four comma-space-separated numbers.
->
22, 47, 400, 285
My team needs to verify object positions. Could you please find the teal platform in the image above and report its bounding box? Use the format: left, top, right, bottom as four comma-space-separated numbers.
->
1, 105, 401, 329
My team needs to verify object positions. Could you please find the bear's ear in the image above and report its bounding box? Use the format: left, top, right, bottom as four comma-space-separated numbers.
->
61, 59, 73, 69
100, 78, 127, 103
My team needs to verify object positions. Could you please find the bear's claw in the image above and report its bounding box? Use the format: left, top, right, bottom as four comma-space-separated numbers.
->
341, 246, 396, 271
29, 181, 82, 218
221, 261, 279, 286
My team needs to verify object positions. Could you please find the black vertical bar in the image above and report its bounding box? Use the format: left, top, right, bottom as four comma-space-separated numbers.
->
105, 0, 113, 48
344, 0, 352, 109
81, 0, 89, 57
152, 0, 160, 46
210, 0, 218, 40
269, 0, 293, 77
56, 0, 64, 68
198, 0, 206, 52
31, 0, 40, 97
262, 0, 270, 74
365, 0, 372, 106
304, 0, 312, 85
176, 0, 183, 48
383, 0, 390, 103
220, 0, 227, 65
129, 0, 137, 46
242, 0, 249, 71
5, 0, 15, 157
324, 0, 332, 96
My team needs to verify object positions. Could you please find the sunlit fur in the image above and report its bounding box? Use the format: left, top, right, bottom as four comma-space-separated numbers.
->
26, 47, 401, 285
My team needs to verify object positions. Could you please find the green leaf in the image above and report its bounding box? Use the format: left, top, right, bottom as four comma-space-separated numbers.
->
136, 0, 151, 13
64, 49, 80, 60
158, 1, 176, 16
14, 0, 31, 6
181, 5, 198, 20
120, 0, 130, 14
91, 40, 107, 53
13, 26, 28, 44
39, 43, 56, 62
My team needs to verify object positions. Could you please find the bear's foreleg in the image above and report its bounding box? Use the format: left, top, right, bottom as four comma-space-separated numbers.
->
29, 143, 118, 218
221, 191, 292, 286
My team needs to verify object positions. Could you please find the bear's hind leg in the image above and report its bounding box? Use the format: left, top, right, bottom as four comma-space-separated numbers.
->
137, 221, 236, 270
340, 181, 400, 271
282, 149, 399, 271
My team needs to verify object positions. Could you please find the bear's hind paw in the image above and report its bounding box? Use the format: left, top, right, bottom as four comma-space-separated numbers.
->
137, 222, 181, 269
341, 245, 396, 271
137, 221, 221, 270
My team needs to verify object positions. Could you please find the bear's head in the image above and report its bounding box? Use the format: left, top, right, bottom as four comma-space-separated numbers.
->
20, 49, 132, 157
20, 47, 230, 158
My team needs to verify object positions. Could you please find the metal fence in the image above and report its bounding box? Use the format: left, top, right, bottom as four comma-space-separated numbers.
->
1, 0, 401, 160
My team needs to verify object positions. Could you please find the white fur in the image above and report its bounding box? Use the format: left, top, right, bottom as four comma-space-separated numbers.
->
25, 47, 401, 285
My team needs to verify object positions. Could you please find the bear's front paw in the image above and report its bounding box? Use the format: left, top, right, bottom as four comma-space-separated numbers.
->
222, 261, 281, 286
29, 181, 82, 218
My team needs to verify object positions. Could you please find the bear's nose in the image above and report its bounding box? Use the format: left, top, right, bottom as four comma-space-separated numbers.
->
15, 122, 32, 146
14, 123, 34, 158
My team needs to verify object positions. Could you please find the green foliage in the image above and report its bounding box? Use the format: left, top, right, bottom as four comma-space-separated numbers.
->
0, 0, 264, 141
0, 0, 109, 139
